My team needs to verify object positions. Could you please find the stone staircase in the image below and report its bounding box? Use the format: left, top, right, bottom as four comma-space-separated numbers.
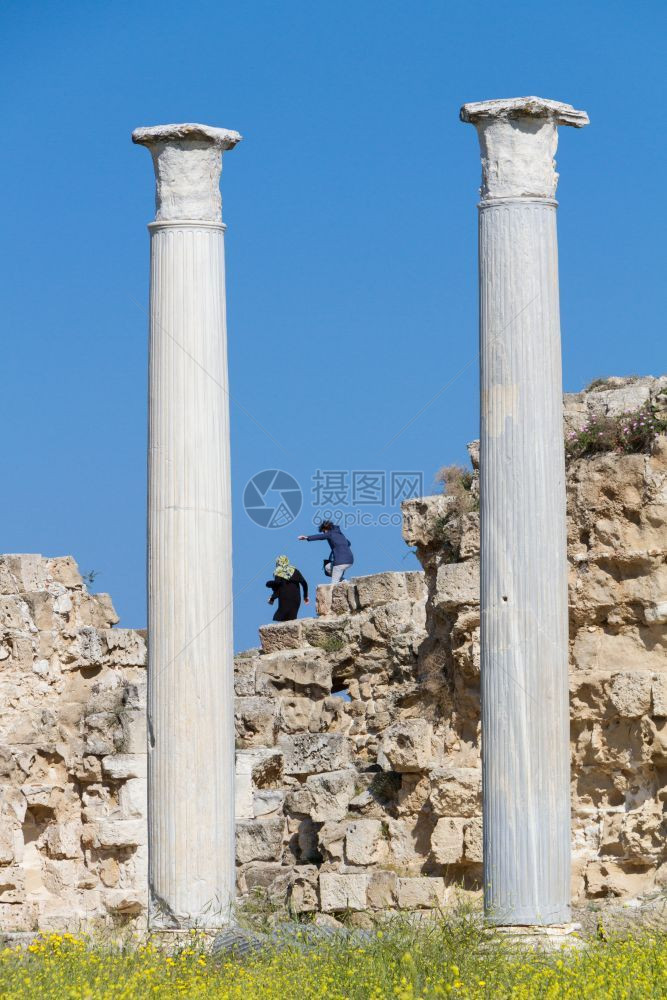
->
232, 567, 487, 917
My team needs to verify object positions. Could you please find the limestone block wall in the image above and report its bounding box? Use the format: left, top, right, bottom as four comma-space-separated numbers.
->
233, 378, 667, 916
0, 555, 147, 933
234, 571, 435, 914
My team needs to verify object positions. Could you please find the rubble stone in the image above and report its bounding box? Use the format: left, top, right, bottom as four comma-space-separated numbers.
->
378, 720, 432, 773
236, 818, 286, 863
306, 770, 356, 822
280, 733, 350, 775
464, 817, 483, 863
431, 817, 465, 864
430, 768, 481, 818
366, 869, 397, 908
396, 876, 446, 909
319, 872, 369, 912
608, 672, 653, 718
345, 820, 387, 865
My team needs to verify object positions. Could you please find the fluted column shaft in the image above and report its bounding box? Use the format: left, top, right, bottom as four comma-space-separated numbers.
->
461, 98, 588, 925
133, 123, 241, 928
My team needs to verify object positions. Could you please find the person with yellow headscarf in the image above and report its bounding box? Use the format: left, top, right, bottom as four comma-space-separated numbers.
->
266, 555, 309, 622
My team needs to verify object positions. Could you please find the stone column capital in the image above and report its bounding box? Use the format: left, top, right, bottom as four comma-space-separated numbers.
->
460, 97, 588, 203
132, 122, 242, 223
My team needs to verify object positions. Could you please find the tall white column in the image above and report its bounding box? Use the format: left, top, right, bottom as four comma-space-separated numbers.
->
132, 122, 241, 929
460, 98, 588, 926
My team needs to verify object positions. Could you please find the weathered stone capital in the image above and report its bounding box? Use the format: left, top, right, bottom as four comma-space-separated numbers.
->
460, 97, 589, 203
132, 123, 242, 223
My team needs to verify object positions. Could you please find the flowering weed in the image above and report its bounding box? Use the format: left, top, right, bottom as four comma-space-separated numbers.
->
1, 920, 666, 999
566, 399, 667, 460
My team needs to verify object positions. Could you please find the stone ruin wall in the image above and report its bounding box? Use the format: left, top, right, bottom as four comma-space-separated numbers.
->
0, 376, 665, 932
0, 555, 147, 933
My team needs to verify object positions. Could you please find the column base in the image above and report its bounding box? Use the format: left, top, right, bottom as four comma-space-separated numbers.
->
489, 922, 582, 951
148, 926, 236, 954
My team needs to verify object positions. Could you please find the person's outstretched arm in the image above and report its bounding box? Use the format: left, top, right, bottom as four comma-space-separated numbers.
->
298, 532, 327, 541
295, 570, 309, 603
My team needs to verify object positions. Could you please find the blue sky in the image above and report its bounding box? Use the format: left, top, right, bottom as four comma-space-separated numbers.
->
2, 0, 664, 651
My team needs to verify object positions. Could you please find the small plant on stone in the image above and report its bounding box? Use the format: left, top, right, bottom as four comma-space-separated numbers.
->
431, 517, 459, 561
585, 374, 640, 392
434, 464, 478, 515
566, 398, 667, 460
234, 886, 285, 933
82, 569, 99, 588
585, 376, 612, 391
311, 633, 345, 653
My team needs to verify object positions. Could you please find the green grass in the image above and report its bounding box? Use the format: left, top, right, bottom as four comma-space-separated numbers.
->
2, 915, 667, 999
309, 633, 345, 653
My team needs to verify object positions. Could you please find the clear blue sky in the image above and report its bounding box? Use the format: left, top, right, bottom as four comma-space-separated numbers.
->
2, 0, 664, 651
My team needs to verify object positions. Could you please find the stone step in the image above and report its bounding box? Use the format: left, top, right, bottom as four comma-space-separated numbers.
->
316, 571, 425, 618
258, 572, 425, 653
258, 620, 304, 653
257, 616, 352, 656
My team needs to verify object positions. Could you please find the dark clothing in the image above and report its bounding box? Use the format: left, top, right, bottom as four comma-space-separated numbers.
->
305, 526, 354, 566
266, 569, 308, 622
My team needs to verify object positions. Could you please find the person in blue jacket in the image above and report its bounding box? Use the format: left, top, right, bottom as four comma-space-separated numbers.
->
298, 521, 354, 584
